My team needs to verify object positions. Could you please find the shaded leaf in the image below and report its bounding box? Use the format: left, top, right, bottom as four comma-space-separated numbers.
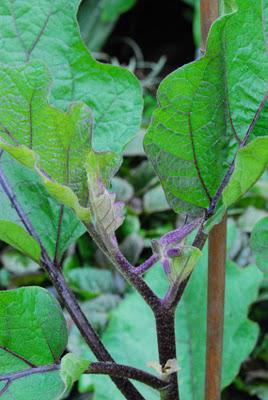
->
111, 177, 134, 203
65, 267, 117, 300
1, 250, 39, 275
143, 185, 170, 213
0, 151, 85, 263
251, 216, 268, 276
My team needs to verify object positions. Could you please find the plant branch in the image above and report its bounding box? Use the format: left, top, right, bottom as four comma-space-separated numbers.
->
86, 362, 167, 390
86, 223, 162, 312
0, 361, 167, 392
134, 254, 159, 275
155, 309, 179, 400
54, 204, 65, 265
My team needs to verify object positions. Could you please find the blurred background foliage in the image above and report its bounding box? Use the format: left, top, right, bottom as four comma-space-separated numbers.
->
1, 1, 268, 399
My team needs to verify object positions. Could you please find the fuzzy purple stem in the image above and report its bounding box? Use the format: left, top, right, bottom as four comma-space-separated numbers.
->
159, 219, 201, 247
134, 254, 159, 275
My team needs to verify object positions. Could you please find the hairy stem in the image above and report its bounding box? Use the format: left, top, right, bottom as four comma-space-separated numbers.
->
86, 223, 161, 312
155, 309, 179, 400
86, 362, 166, 390
0, 362, 166, 392
134, 254, 159, 275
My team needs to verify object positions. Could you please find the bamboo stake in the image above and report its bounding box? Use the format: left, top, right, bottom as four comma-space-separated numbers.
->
205, 214, 227, 400
200, 2, 227, 400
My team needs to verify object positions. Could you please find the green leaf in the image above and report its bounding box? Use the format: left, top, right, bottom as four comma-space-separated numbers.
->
90, 237, 262, 399
144, 1, 268, 216
0, 221, 40, 262
168, 245, 202, 285
68, 294, 121, 359
0, 63, 121, 224
60, 353, 88, 390
0, 0, 142, 154
0, 286, 68, 399
1, 250, 38, 274
101, 0, 136, 22
251, 216, 268, 276
143, 185, 170, 213
223, 137, 268, 207
0, 153, 85, 260
65, 267, 117, 300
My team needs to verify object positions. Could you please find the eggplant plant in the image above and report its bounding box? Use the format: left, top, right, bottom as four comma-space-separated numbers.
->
0, 0, 267, 400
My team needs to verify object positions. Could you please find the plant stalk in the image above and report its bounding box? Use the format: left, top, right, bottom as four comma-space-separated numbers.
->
205, 214, 227, 400
155, 308, 179, 400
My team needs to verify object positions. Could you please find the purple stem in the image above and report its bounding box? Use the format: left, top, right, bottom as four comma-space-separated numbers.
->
134, 254, 159, 275
87, 362, 166, 390
159, 219, 201, 247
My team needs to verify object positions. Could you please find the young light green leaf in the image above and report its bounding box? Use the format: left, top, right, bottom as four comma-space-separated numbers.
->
0, 0, 142, 154
0, 221, 40, 262
87, 150, 125, 236
60, 353, 89, 391
89, 232, 262, 399
0, 153, 85, 261
168, 245, 202, 285
223, 137, 268, 207
144, 1, 268, 216
0, 63, 120, 225
251, 216, 268, 276
0, 287, 68, 399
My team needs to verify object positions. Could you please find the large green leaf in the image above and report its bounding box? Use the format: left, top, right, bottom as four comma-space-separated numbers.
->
144, 1, 268, 216
0, 287, 67, 399
0, 153, 85, 260
90, 241, 261, 399
0, 0, 142, 154
0, 63, 121, 224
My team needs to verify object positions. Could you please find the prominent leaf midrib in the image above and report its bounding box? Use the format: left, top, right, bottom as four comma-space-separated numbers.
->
25, 12, 53, 62
0, 346, 36, 368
